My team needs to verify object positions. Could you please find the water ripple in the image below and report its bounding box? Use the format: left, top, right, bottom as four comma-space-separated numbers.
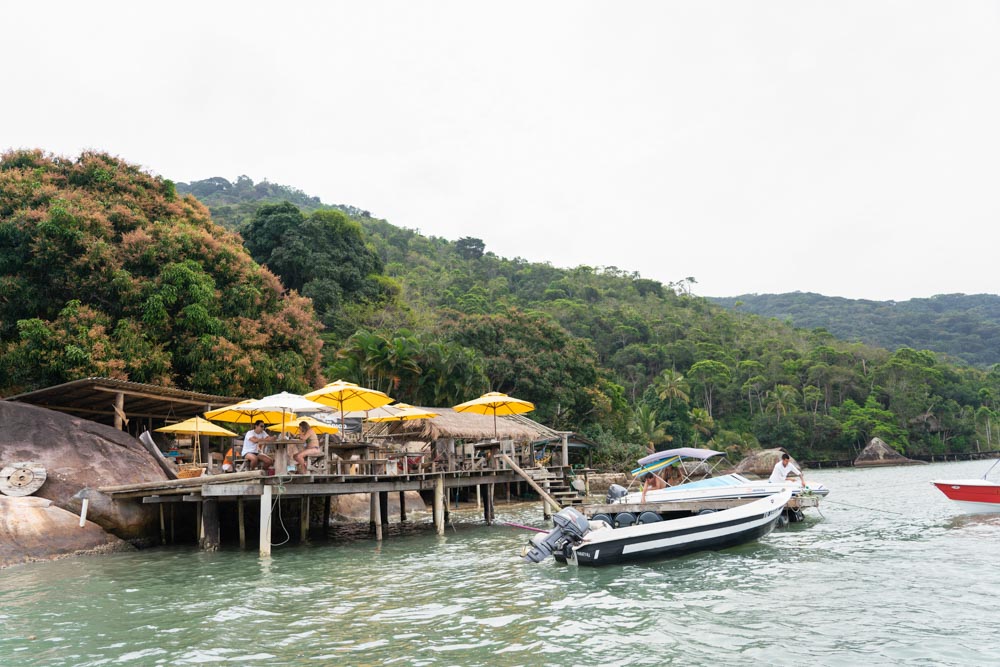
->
2, 461, 999, 665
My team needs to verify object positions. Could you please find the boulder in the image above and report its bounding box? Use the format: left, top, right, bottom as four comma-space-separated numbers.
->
854, 437, 926, 467
0, 496, 133, 568
734, 448, 801, 478
329, 491, 428, 522
0, 401, 167, 538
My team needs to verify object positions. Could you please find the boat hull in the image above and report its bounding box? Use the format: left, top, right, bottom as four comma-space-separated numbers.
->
566, 491, 791, 566
622, 473, 829, 505
932, 480, 1000, 514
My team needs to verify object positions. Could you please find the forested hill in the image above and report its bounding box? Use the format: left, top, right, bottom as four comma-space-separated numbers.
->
711, 293, 1000, 368
4, 152, 1000, 470
176, 176, 371, 230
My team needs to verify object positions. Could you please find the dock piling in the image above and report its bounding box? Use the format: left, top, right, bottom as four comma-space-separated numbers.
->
259, 485, 272, 557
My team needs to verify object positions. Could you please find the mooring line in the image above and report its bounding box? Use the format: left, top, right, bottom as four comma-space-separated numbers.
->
821, 498, 905, 515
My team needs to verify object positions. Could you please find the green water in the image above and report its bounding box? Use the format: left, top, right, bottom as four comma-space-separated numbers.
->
2, 460, 999, 666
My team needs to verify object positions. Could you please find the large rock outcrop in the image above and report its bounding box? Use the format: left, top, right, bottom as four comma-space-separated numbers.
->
0, 401, 168, 538
0, 496, 133, 568
329, 492, 427, 521
734, 448, 802, 478
854, 437, 926, 467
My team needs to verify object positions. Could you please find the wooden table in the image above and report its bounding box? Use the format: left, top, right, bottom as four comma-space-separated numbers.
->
269, 438, 303, 474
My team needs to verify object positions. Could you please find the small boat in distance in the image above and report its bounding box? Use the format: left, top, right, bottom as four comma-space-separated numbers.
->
523, 489, 793, 566
932, 460, 1000, 513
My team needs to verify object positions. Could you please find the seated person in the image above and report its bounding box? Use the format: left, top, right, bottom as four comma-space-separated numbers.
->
242, 420, 274, 471
221, 444, 241, 472
292, 421, 322, 474
640, 471, 666, 502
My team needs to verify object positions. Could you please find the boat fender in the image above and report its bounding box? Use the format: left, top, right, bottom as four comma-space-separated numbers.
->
591, 513, 613, 527
637, 512, 661, 524
614, 512, 636, 528
697, 509, 716, 516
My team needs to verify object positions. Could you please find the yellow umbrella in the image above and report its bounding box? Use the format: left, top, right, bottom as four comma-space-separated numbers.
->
156, 416, 238, 465
204, 399, 295, 425
304, 380, 394, 432
366, 403, 440, 422
453, 391, 535, 439
267, 416, 340, 436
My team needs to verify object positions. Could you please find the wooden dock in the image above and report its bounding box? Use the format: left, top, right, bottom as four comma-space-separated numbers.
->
92, 464, 580, 556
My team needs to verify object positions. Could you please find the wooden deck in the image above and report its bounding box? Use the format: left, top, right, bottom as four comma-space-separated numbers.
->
93, 465, 579, 556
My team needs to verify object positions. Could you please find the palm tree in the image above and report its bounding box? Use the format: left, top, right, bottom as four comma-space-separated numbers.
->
654, 369, 690, 409
630, 404, 671, 454
765, 384, 800, 425
688, 407, 715, 446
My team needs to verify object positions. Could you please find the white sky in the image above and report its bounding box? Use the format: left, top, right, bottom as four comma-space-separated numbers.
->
3, 1, 999, 301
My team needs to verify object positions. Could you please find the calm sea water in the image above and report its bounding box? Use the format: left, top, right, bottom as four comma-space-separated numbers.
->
2, 460, 999, 666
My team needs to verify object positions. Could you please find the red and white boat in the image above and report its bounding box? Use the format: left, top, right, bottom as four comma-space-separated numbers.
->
932, 462, 1000, 513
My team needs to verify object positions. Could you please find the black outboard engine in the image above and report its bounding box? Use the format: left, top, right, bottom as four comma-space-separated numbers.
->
523, 507, 591, 563
606, 484, 628, 503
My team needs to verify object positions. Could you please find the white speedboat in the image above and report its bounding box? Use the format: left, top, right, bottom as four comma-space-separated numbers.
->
614, 472, 830, 505
524, 489, 793, 566
606, 448, 829, 506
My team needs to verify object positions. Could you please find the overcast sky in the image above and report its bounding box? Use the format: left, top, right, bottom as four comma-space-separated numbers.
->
3, 1, 998, 301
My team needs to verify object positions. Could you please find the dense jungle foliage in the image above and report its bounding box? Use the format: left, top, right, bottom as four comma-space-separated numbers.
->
713, 292, 1000, 368
3, 156, 1000, 471
0, 151, 324, 397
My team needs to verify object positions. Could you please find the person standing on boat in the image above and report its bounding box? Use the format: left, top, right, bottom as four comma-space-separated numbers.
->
769, 453, 805, 486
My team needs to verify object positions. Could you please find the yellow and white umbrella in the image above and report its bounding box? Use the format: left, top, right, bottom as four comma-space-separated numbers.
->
156, 416, 238, 464
304, 380, 394, 429
205, 399, 292, 426
453, 391, 535, 439
267, 416, 340, 436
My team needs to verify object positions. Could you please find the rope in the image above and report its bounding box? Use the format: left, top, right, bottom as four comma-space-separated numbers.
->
501, 521, 548, 533
820, 498, 905, 516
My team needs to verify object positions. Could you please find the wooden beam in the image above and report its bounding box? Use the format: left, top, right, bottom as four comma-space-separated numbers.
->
500, 454, 563, 511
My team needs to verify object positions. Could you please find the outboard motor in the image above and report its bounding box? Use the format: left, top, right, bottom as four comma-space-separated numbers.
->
606, 484, 628, 503
523, 507, 591, 563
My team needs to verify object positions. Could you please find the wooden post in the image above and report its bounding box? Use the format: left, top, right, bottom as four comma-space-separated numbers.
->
561, 432, 570, 470
476, 484, 481, 509
543, 480, 552, 519
399, 491, 407, 522
483, 483, 494, 525
201, 499, 220, 551
506, 482, 511, 503
170, 504, 175, 543
79, 497, 89, 527
197, 502, 203, 541
434, 475, 445, 536
259, 485, 272, 557
500, 454, 562, 512
159, 504, 166, 545
238, 498, 246, 549
300, 496, 310, 543
113, 391, 125, 431
323, 496, 332, 535
371, 492, 383, 541
379, 491, 389, 527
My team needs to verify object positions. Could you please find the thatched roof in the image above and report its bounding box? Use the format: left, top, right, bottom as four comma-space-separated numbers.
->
855, 437, 926, 466
733, 448, 801, 477
365, 407, 545, 442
